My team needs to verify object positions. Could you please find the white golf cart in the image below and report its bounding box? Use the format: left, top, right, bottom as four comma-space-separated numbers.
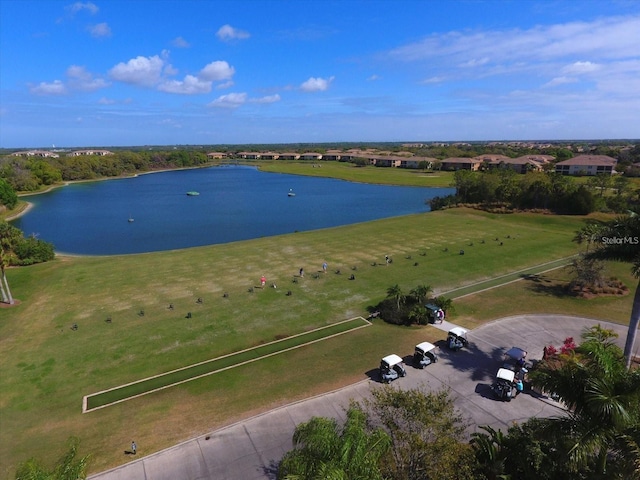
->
447, 327, 468, 351
413, 342, 438, 368
380, 354, 407, 383
491, 367, 519, 401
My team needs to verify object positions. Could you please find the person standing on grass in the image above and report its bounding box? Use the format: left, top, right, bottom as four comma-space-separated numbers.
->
260, 275, 266, 287
131, 441, 137, 455
299, 267, 304, 277
322, 262, 327, 273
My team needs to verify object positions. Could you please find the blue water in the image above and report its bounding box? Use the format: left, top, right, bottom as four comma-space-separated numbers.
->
12, 166, 453, 255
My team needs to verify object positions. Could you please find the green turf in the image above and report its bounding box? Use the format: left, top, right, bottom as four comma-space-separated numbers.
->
85, 317, 369, 410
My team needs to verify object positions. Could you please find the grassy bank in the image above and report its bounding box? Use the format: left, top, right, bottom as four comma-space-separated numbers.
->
0, 208, 635, 477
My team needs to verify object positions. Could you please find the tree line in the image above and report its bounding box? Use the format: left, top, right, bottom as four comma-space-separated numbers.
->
430, 169, 639, 215
0, 150, 210, 192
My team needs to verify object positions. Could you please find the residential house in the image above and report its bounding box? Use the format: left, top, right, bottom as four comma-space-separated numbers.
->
278, 152, 300, 160
260, 152, 280, 160
238, 152, 261, 160
69, 149, 113, 156
299, 152, 323, 160
440, 157, 482, 171
11, 150, 60, 158
555, 155, 617, 176
206, 152, 228, 159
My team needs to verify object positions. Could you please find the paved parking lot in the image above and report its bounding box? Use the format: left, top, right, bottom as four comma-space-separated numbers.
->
89, 315, 628, 480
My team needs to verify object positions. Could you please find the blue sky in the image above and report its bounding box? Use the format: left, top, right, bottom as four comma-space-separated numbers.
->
1, 0, 639, 148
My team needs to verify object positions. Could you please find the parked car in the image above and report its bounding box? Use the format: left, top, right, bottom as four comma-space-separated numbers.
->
380, 354, 407, 383
491, 368, 520, 401
413, 342, 438, 368
447, 327, 468, 351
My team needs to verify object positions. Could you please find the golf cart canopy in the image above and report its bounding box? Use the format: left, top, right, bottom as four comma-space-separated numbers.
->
496, 368, 516, 382
505, 347, 527, 362
381, 354, 404, 367
449, 327, 468, 338
415, 342, 437, 355
424, 304, 439, 314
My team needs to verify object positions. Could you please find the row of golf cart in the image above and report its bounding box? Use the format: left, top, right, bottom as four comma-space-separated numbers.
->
490, 346, 532, 401
379, 327, 469, 383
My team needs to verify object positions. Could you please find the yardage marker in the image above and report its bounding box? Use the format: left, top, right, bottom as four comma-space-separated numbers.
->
83, 316, 371, 413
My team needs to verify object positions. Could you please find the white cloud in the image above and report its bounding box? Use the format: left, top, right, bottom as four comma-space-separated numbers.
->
109, 55, 164, 87
199, 61, 235, 81
388, 15, 640, 68
216, 24, 250, 42
542, 76, 578, 88
300, 76, 334, 92
98, 97, 116, 105
88, 22, 111, 38
251, 94, 281, 104
562, 61, 600, 75
208, 92, 247, 108
367, 74, 381, 81
30, 80, 67, 95
66, 2, 98, 15
66, 65, 109, 91
158, 75, 212, 94
171, 36, 190, 48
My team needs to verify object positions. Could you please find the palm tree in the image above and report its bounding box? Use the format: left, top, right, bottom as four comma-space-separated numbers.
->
409, 284, 432, 304
386, 284, 405, 312
529, 326, 640, 477
278, 405, 390, 480
580, 214, 640, 369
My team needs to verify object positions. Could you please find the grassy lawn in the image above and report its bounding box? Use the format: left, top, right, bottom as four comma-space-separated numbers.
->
256, 160, 456, 187
0, 207, 635, 476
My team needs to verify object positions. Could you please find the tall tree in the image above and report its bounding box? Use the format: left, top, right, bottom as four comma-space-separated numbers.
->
386, 284, 405, 312
528, 326, 640, 477
15, 437, 90, 480
365, 386, 477, 480
580, 214, 640, 368
278, 404, 390, 480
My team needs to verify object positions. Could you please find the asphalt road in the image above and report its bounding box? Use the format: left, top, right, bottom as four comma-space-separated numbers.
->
88, 315, 628, 480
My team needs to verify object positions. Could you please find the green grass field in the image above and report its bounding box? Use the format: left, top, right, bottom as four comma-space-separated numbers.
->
0, 206, 636, 477
84, 317, 370, 411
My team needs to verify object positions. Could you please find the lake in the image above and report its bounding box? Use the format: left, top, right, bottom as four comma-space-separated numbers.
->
12, 166, 453, 255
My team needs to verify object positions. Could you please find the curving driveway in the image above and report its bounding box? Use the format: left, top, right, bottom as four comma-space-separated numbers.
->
88, 315, 628, 480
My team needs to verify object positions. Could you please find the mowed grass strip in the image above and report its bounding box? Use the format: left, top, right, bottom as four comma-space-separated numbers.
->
85, 317, 369, 411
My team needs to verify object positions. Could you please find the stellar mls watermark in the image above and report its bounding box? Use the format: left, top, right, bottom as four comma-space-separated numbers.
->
600, 236, 639, 245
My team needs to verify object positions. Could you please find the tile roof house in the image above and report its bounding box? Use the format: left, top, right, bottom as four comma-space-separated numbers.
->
206, 152, 228, 159
440, 157, 483, 171
555, 155, 617, 176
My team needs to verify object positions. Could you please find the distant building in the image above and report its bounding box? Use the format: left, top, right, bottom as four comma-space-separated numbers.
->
206, 152, 228, 159
555, 155, 617, 176
69, 149, 113, 156
11, 150, 59, 158
440, 157, 482, 171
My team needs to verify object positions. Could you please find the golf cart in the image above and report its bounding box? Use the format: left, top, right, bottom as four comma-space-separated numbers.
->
424, 304, 445, 324
503, 346, 531, 372
447, 327, 468, 351
413, 342, 438, 368
491, 368, 521, 401
380, 354, 407, 383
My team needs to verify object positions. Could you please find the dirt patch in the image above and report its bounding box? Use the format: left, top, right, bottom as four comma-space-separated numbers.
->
0, 299, 21, 308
